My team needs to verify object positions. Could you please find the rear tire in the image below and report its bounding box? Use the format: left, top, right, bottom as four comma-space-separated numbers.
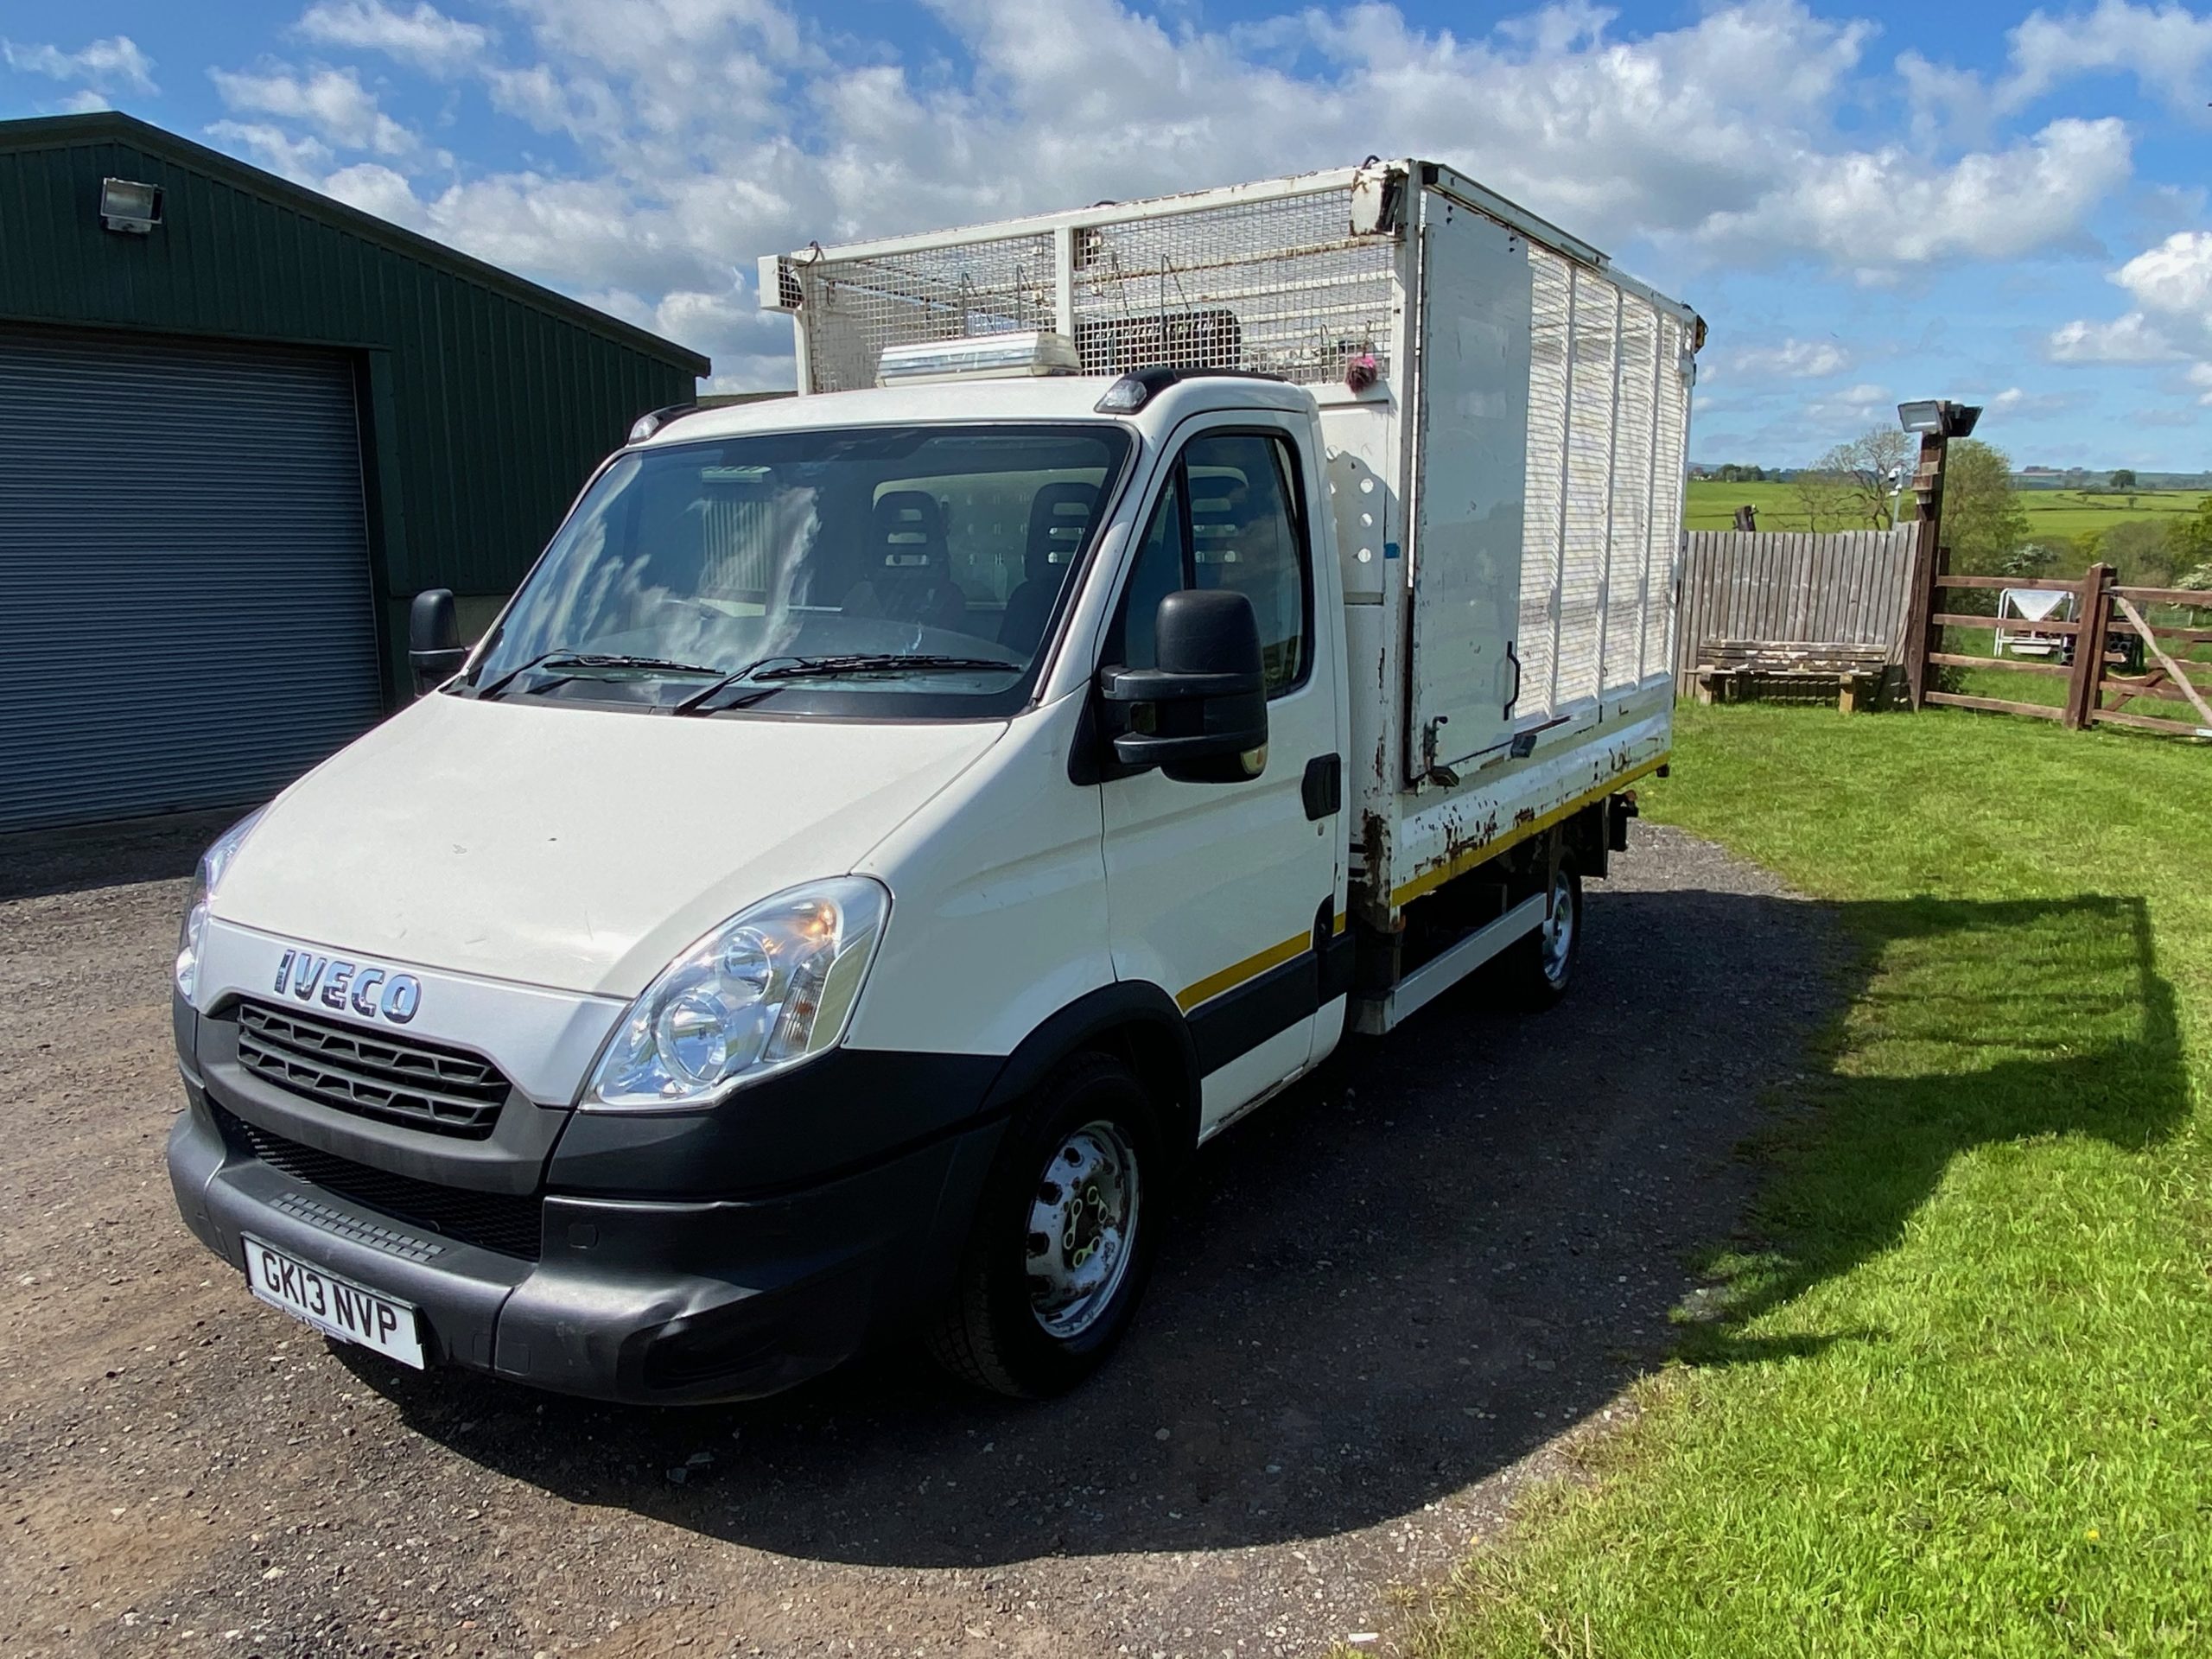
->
927, 1051, 1165, 1398
1500, 855, 1582, 1010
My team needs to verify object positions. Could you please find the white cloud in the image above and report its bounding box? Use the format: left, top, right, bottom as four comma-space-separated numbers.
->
295, 1, 492, 73
1722, 338, 1852, 379
2049, 230, 2212, 370
2001, 0, 2212, 114
2, 34, 157, 93
211, 64, 432, 162
2191, 363, 2212, 406
2049, 314, 2183, 363
321, 161, 428, 226
1802, 383, 1893, 428
1984, 386, 2086, 419
1695, 118, 2130, 277
211, 0, 2157, 383
204, 120, 337, 181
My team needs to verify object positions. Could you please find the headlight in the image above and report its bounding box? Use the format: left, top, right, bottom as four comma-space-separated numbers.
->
585, 877, 889, 1109
175, 809, 265, 1002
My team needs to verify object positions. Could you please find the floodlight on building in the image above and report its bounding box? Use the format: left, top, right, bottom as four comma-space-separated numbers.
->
99, 177, 163, 234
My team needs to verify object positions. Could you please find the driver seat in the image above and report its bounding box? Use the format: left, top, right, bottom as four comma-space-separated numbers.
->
999, 482, 1098, 654
843, 492, 967, 633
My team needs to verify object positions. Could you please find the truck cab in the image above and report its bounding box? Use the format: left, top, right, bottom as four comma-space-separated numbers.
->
169, 365, 1376, 1401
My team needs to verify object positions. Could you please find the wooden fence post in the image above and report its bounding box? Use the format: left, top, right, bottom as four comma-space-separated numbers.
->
2062, 563, 2110, 729
1901, 518, 1942, 709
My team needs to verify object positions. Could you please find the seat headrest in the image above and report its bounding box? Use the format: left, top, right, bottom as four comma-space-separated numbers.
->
1024, 482, 1099, 580
873, 491, 945, 569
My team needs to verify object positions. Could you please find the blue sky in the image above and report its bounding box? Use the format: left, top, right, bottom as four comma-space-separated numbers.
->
5, 0, 2209, 467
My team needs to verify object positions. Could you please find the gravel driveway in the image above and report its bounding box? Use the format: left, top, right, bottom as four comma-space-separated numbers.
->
0, 816, 1837, 1659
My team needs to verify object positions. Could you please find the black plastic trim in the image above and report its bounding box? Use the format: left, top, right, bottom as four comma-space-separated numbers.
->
1302, 753, 1342, 820
1187, 949, 1319, 1075
979, 980, 1200, 1121
546, 1047, 1003, 1200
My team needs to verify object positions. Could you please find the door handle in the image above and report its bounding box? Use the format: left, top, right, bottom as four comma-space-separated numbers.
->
1302, 753, 1342, 821
1504, 639, 1523, 718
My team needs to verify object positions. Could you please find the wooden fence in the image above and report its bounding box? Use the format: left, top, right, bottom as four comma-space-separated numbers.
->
1912, 564, 2212, 738
1673, 527, 1919, 682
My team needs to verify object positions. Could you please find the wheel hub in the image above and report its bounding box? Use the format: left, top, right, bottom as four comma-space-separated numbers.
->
1540, 868, 1575, 984
1026, 1121, 1140, 1339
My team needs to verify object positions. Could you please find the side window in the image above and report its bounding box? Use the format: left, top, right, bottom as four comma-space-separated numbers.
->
1106, 432, 1312, 696
1103, 472, 1184, 673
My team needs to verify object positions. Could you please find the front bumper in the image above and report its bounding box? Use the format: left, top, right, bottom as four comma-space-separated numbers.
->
167, 1079, 1005, 1403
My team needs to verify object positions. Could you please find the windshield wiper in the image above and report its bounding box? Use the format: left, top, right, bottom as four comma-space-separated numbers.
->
675, 653, 1021, 715
474, 652, 725, 701
750, 653, 1021, 680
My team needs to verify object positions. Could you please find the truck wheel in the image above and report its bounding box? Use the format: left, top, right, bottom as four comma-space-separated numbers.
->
1501, 856, 1582, 1009
928, 1052, 1163, 1398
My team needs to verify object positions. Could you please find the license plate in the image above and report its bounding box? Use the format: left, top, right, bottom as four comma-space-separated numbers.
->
243, 1235, 425, 1369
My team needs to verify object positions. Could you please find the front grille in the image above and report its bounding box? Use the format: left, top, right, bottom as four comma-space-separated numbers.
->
235, 1001, 509, 1140
214, 1103, 544, 1261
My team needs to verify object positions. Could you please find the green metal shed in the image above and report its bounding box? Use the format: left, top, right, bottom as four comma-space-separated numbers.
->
0, 111, 708, 832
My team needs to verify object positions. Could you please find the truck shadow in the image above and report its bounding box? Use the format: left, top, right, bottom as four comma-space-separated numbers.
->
338, 876, 2189, 1569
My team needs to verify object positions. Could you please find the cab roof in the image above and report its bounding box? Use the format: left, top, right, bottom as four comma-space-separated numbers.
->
636, 373, 1322, 448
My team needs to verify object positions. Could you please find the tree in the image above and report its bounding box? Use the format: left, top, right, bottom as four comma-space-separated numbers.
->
2110, 468, 2137, 491
1790, 467, 1856, 531
2087, 519, 2182, 587
1819, 427, 1916, 529
1938, 438, 2031, 575
2171, 495, 2212, 571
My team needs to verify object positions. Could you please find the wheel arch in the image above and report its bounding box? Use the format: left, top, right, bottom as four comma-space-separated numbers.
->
980, 982, 1201, 1167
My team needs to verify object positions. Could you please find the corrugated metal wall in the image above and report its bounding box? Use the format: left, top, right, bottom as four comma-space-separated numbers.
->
0, 117, 703, 700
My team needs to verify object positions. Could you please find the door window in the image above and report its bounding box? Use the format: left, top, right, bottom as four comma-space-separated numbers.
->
1105, 432, 1312, 697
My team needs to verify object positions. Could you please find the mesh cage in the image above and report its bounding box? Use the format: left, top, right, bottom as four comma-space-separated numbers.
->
1070, 188, 1395, 384
1554, 269, 1619, 709
793, 183, 1397, 392
1603, 297, 1659, 695
797, 232, 1058, 393
1516, 248, 1573, 720
1516, 257, 1689, 713
1643, 316, 1689, 681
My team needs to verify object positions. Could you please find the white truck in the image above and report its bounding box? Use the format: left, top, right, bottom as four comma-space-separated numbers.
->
167, 160, 1699, 1402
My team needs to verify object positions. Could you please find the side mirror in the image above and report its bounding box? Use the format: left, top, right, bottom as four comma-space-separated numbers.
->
408, 588, 467, 696
1098, 589, 1268, 783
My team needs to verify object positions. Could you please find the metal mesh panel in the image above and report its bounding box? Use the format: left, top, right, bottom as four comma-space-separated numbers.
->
1603, 296, 1658, 694
1555, 270, 1618, 709
1517, 247, 1573, 718
792, 186, 1397, 392
1644, 315, 1688, 681
1070, 188, 1395, 385
797, 232, 1058, 392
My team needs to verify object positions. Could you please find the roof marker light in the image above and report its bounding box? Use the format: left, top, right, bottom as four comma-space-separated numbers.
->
874, 331, 1080, 386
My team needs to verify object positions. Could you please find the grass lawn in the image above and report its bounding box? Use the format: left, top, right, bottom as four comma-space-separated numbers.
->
1416, 704, 2211, 1657
1685, 479, 2206, 540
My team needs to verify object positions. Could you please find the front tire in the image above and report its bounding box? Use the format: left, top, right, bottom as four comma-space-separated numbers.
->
928, 1051, 1164, 1398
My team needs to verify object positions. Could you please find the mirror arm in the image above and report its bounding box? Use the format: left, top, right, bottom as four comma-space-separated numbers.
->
1099, 666, 1264, 702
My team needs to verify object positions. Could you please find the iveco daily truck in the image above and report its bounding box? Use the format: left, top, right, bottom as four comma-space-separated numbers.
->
168, 160, 1700, 1402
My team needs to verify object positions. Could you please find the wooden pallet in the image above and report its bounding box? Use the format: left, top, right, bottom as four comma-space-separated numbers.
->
1692, 639, 1892, 713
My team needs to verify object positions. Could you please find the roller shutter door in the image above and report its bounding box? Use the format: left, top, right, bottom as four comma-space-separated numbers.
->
0, 327, 385, 832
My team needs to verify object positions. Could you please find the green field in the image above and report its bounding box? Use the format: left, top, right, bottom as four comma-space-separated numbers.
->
1686, 479, 2206, 539
1417, 704, 2212, 1658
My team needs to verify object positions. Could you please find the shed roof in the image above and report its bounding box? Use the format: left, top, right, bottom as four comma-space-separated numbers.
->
0, 110, 709, 376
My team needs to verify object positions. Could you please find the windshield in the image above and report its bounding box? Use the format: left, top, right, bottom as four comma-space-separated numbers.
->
468, 423, 1133, 717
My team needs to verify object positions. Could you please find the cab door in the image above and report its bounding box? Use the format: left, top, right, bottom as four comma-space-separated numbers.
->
1096, 422, 1343, 1136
